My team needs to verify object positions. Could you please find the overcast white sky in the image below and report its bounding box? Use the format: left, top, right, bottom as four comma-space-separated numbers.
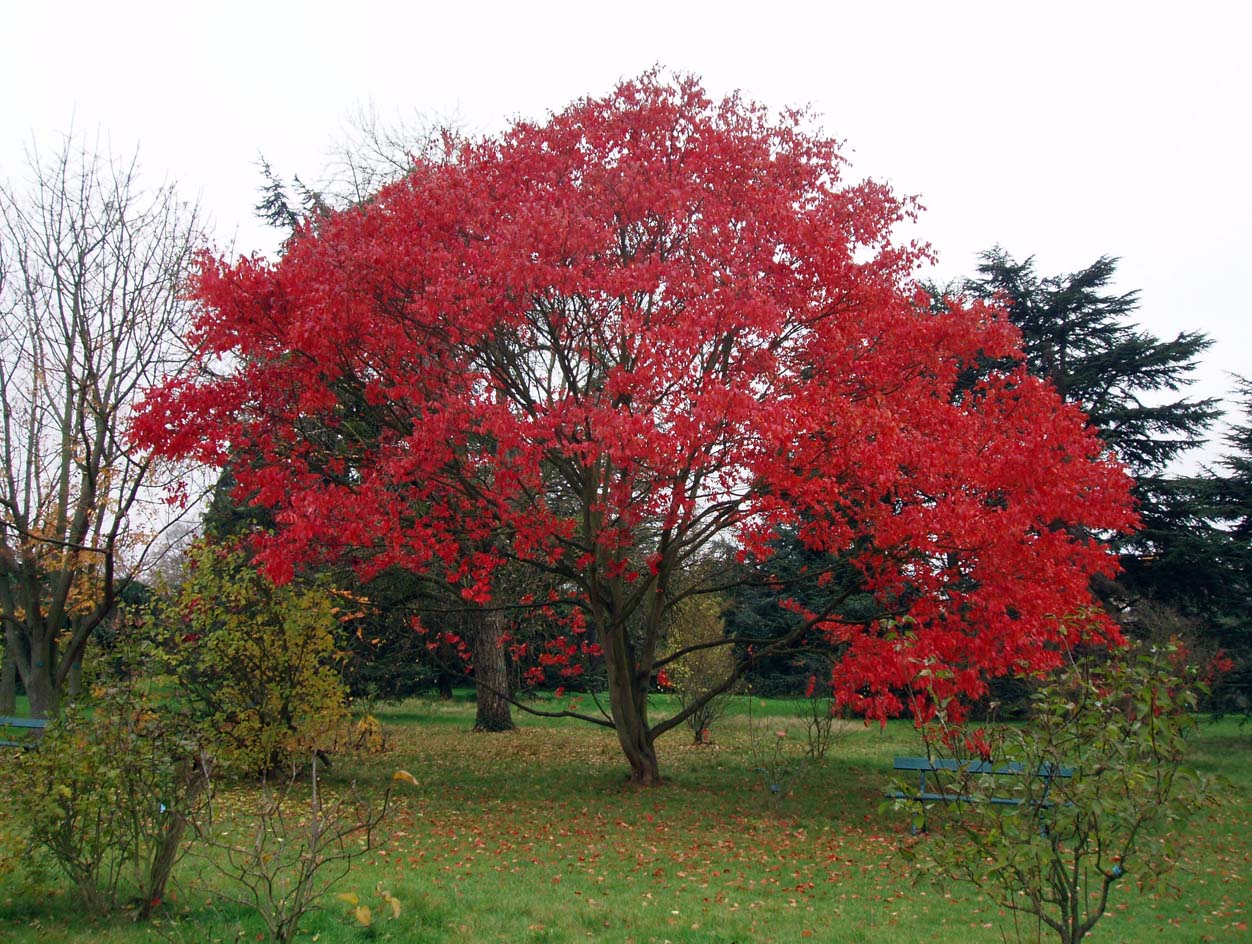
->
2, 0, 1249, 462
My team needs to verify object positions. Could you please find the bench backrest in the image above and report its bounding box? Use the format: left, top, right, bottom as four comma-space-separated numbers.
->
893, 756, 1073, 778
0, 717, 48, 730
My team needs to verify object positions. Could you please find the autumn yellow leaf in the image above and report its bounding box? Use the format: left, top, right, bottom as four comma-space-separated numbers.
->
380, 889, 402, 919
335, 892, 359, 906
354, 905, 372, 927
392, 769, 419, 786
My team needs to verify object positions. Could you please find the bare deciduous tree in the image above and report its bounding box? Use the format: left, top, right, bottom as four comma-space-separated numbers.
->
321, 101, 460, 207
0, 134, 206, 716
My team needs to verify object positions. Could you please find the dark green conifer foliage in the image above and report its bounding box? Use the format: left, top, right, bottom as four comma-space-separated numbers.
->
964, 249, 1219, 474
1206, 377, 1252, 713
254, 157, 302, 233
1215, 377, 1252, 545
962, 249, 1221, 611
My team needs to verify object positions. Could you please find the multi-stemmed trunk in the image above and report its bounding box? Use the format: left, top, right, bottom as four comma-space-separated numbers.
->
602, 619, 661, 785
137, 756, 207, 919
9, 618, 93, 719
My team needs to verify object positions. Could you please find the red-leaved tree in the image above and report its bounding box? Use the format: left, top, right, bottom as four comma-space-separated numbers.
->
135, 73, 1136, 784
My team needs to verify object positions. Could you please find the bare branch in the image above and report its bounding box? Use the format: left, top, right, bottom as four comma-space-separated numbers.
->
0, 131, 208, 714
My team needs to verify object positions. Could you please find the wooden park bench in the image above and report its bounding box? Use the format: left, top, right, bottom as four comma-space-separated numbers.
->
887, 755, 1073, 833
0, 716, 48, 749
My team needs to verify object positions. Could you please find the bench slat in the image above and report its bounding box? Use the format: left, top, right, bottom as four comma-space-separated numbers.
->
887, 791, 1058, 806
892, 756, 1072, 778
889, 754, 1072, 834
0, 716, 49, 749
0, 717, 47, 729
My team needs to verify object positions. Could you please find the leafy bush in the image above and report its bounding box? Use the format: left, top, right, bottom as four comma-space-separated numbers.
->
155, 542, 349, 776
663, 594, 734, 744
898, 644, 1219, 944
11, 681, 207, 915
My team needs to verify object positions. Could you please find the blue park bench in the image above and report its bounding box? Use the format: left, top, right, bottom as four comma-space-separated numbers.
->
887, 755, 1073, 833
0, 716, 48, 749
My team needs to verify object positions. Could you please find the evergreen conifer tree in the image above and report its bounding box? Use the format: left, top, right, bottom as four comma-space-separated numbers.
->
254, 157, 302, 233
1206, 377, 1252, 712
962, 249, 1222, 611
1215, 376, 1252, 545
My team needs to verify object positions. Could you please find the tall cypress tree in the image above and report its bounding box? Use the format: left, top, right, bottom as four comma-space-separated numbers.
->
962, 249, 1222, 611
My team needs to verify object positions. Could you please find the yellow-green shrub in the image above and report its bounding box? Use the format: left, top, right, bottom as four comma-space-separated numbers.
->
161, 542, 349, 776
664, 594, 735, 744
10, 680, 206, 915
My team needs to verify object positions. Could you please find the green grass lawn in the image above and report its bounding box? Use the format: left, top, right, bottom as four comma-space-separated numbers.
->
1, 693, 1248, 943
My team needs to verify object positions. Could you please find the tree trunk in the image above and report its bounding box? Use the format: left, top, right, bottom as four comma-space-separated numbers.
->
68, 657, 84, 699
692, 716, 710, 746
0, 644, 15, 714
473, 611, 514, 732
25, 641, 59, 719
435, 671, 454, 701
138, 757, 207, 918
603, 627, 661, 785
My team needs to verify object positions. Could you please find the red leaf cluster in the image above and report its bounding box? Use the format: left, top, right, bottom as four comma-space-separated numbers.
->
134, 72, 1135, 721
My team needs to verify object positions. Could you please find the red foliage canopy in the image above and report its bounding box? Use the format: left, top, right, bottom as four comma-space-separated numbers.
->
136, 74, 1135, 747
